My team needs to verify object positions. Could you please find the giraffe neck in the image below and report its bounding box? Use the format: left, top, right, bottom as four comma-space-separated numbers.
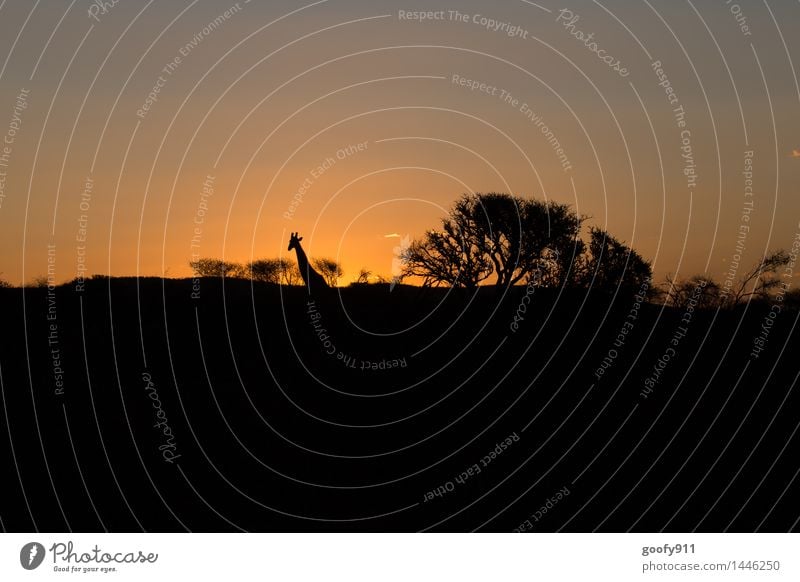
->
293, 245, 310, 280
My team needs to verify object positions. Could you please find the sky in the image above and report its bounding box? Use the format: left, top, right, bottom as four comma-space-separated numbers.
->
0, 0, 799, 286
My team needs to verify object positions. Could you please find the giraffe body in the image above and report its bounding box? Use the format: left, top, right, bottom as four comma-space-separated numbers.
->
288, 232, 329, 294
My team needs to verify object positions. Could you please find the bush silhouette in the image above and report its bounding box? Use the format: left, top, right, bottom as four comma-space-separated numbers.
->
312, 258, 343, 287
189, 258, 245, 278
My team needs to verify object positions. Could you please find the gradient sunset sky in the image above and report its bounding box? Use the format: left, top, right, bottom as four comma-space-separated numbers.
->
1, 0, 799, 285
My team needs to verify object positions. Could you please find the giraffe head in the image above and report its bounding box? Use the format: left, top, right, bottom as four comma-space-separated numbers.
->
288, 232, 303, 251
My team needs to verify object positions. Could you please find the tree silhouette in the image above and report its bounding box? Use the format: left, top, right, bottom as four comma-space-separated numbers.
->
354, 268, 372, 284
312, 258, 343, 287
277, 259, 302, 285
580, 227, 652, 293
663, 274, 722, 309
249, 258, 302, 285
662, 250, 791, 309
401, 192, 585, 288
401, 225, 492, 288
469, 193, 584, 287
189, 258, 245, 278
726, 250, 790, 304
191, 257, 303, 284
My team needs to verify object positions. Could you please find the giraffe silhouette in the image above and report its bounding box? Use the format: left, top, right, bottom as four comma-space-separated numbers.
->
288, 232, 329, 294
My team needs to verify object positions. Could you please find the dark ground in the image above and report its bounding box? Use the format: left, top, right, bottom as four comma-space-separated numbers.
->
1, 277, 799, 532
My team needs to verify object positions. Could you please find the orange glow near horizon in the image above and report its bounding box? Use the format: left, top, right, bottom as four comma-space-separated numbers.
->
1, 1, 799, 288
